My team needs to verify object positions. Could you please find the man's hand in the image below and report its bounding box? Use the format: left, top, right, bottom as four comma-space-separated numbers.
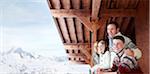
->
125, 49, 134, 57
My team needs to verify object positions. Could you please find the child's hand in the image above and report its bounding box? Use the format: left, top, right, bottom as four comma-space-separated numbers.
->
125, 49, 134, 57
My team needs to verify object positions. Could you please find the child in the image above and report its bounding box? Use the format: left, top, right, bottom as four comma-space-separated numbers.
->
92, 40, 111, 73
111, 36, 142, 73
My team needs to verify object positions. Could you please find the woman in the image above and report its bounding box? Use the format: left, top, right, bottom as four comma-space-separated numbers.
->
92, 40, 111, 73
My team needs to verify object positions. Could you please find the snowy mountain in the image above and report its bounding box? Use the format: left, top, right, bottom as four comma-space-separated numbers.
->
0, 48, 90, 74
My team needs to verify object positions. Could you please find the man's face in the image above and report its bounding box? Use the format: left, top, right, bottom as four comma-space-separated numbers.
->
107, 24, 118, 38
112, 39, 124, 53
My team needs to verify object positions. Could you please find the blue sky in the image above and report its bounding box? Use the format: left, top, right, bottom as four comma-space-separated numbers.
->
0, 0, 66, 57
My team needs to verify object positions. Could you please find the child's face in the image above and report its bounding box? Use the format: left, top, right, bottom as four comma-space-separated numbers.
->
97, 40, 105, 53
112, 39, 124, 53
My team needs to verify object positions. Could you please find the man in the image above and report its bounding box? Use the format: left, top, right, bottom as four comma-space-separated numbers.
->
106, 22, 142, 60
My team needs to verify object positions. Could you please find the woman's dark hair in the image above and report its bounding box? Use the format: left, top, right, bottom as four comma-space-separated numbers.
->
108, 22, 119, 29
113, 36, 125, 43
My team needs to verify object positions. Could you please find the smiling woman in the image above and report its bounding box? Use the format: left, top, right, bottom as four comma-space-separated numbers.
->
0, 0, 66, 57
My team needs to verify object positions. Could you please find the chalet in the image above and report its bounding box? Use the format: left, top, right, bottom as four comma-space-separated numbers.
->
47, 0, 149, 73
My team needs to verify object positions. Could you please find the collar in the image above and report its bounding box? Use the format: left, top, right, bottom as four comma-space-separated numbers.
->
116, 48, 125, 59
114, 32, 122, 36
107, 32, 122, 38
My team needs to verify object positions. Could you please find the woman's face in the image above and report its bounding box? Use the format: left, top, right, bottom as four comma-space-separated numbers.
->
97, 40, 106, 53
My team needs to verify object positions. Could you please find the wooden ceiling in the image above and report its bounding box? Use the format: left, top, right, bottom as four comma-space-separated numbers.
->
47, 0, 139, 64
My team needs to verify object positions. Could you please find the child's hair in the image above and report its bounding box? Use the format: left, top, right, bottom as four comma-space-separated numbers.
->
108, 21, 119, 29
113, 36, 125, 43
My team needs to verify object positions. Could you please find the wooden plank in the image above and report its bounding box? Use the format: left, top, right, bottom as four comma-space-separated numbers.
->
68, 55, 90, 64
64, 43, 91, 45
115, 17, 123, 28
100, 0, 107, 9
50, 0, 61, 9
97, 17, 109, 40
83, 25, 91, 43
66, 18, 77, 43
50, 9, 136, 17
134, 0, 140, 8
91, 0, 102, 21
122, 0, 130, 8
101, 9, 136, 17
82, 0, 91, 9
66, 48, 91, 62
107, 0, 112, 8
115, 0, 120, 8
71, 0, 80, 9
61, 0, 71, 9
80, 47, 91, 60
64, 43, 91, 51
77, 16, 93, 32
120, 17, 130, 33
50, 9, 91, 17
75, 18, 84, 43
110, 0, 117, 8
129, 0, 139, 9
71, 0, 83, 43
64, 45, 91, 59
57, 18, 71, 43
47, 0, 53, 9
64, 43, 90, 49
53, 18, 65, 43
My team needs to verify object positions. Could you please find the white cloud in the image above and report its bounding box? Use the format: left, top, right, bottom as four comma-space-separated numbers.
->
0, 0, 66, 57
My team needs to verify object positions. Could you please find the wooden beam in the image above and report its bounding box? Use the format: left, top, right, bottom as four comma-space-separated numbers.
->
91, 0, 102, 21
97, 16, 109, 40
83, 24, 91, 43
64, 43, 91, 45
50, 9, 136, 17
64, 44, 91, 51
107, 0, 112, 8
47, 0, 53, 9
71, 0, 80, 9
122, 0, 130, 8
82, 0, 91, 9
64, 44, 91, 60
61, 0, 71, 9
50, 0, 61, 9
77, 16, 93, 32
75, 18, 84, 43
120, 17, 130, 33
53, 18, 65, 43
134, 0, 140, 8
115, 17, 123, 28
66, 18, 77, 43
68, 55, 90, 64
71, 0, 83, 43
57, 18, 71, 43
64, 43, 91, 51
50, 9, 91, 17
101, 9, 136, 17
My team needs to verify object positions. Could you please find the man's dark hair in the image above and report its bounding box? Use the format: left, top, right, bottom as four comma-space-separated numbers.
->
113, 36, 125, 43
108, 22, 119, 29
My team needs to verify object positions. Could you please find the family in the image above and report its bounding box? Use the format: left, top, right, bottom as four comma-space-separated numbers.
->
91, 22, 142, 74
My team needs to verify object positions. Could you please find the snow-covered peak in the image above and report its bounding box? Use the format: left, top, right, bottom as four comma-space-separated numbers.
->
0, 48, 90, 74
